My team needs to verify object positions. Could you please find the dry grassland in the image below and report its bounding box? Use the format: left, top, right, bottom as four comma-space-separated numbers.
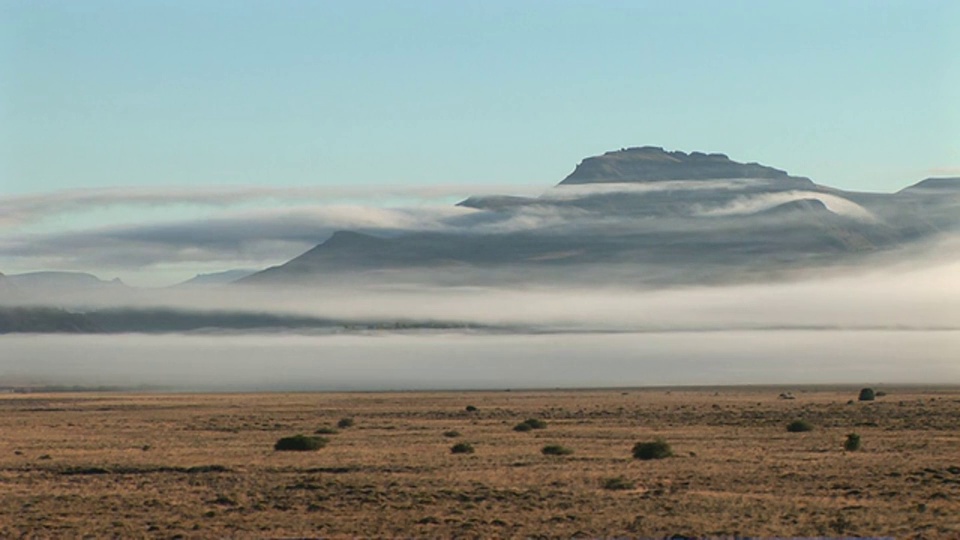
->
0, 386, 958, 538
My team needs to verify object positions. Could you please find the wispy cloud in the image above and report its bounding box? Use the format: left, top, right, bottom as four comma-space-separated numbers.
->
0, 184, 544, 228
0, 204, 477, 270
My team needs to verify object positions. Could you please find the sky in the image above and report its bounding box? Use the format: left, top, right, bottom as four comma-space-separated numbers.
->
1, 1, 959, 283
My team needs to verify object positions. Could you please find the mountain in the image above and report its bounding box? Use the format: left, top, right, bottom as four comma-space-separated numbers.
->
240, 147, 960, 286
176, 269, 258, 287
0, 271, 127, 303
557, 146, 811, 185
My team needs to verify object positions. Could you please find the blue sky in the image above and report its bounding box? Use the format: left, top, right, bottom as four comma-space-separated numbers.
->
1, 1, 959, 283
3, 0, 958, 194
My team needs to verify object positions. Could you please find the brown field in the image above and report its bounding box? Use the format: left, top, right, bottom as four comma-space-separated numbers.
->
0, 386, 958, 538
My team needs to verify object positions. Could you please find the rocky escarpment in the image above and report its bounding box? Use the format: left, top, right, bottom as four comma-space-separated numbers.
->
559, 146, 813, 185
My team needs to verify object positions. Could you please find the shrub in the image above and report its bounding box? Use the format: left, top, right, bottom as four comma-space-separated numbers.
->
858, 388, 876, 402
514, 418, 547, 431
632, 439, 673, 460
601, 476, 635, 490
465, 405, 478, 412
786, 420, 814, 433
274, 435, 327, 451
541, 444, 574, 456
337, 418, 355, 429
443, 430, 461, 438
314, 427, 339, 435
450, 442, 474, 454
844, 433, 862, 451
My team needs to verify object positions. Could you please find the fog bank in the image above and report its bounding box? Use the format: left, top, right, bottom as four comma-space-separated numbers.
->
2, 330, 956, 391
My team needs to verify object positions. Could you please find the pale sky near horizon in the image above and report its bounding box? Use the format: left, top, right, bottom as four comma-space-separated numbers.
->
1, 1, 959, 283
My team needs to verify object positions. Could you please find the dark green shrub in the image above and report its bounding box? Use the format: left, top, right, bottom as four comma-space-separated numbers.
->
337, 417, 355, 429
465, 405, 478, 412
541, 444, 573, 456
875, 390, 887, 398
600, 476, 635, 490
858, 388, 876, 402
844, 433, 862, 451
450, 442, 474, 454
632, 439, 673, 460
274, 435, 327, 451
786, 420, 814, 432
523, 418, 547, 429
443, 430, 461, 438
314, 427, 339, 435
514, 418, 547, 431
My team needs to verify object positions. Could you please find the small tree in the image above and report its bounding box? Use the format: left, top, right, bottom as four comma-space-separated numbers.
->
858, 388, 876, 402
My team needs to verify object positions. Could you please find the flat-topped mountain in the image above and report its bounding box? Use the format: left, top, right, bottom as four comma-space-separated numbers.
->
241, 147, 960, 287
559, 146, 813, 185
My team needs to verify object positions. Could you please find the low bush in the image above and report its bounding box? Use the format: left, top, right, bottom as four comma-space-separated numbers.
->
858, 388, 876, 402
786, 420, 814, 433
844, 433, 862, 451
314, 427, 339, 435
337, 418, 355, 429
632, 439, 673, 460
450, 442, 474, 454
443, 430, 461, 438
541, 444, 573, 456
514, 418, 547, 431
601, 476, 635, 490
274, 435, 327, 451
465, 405, 478, 412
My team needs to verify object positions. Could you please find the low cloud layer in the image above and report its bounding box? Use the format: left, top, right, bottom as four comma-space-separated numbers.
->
0, 184, 542, 228
2, 330, 957, 390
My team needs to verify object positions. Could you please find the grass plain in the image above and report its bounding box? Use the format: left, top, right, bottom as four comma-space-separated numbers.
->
0, 386, 958, 538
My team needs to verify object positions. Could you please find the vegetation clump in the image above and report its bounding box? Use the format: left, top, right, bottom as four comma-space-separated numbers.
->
450, 442, 475, 454
541, 444, 574, 456
601, 476, 636, 490
514, 418, 548, 432
858, 388, 876, 402
314, 427, 339, 435
442, 430, 461, 438
844, 433, 862, 451
274, 435, 327, 451
465, 405, 478, 412
786, 420, 814, 433
632, 439, 673, 460
337, 417, 355, 429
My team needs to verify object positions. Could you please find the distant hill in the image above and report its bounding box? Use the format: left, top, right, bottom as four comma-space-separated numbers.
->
176, 269, 258, 287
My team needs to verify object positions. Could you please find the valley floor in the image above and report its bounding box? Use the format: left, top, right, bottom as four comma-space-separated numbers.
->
0, 386, 958, 538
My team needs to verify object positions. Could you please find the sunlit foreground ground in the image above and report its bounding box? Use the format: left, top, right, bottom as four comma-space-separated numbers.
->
0, 387, 957, 538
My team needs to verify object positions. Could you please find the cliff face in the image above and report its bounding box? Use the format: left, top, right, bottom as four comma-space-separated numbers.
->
559, 146, 812, 185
